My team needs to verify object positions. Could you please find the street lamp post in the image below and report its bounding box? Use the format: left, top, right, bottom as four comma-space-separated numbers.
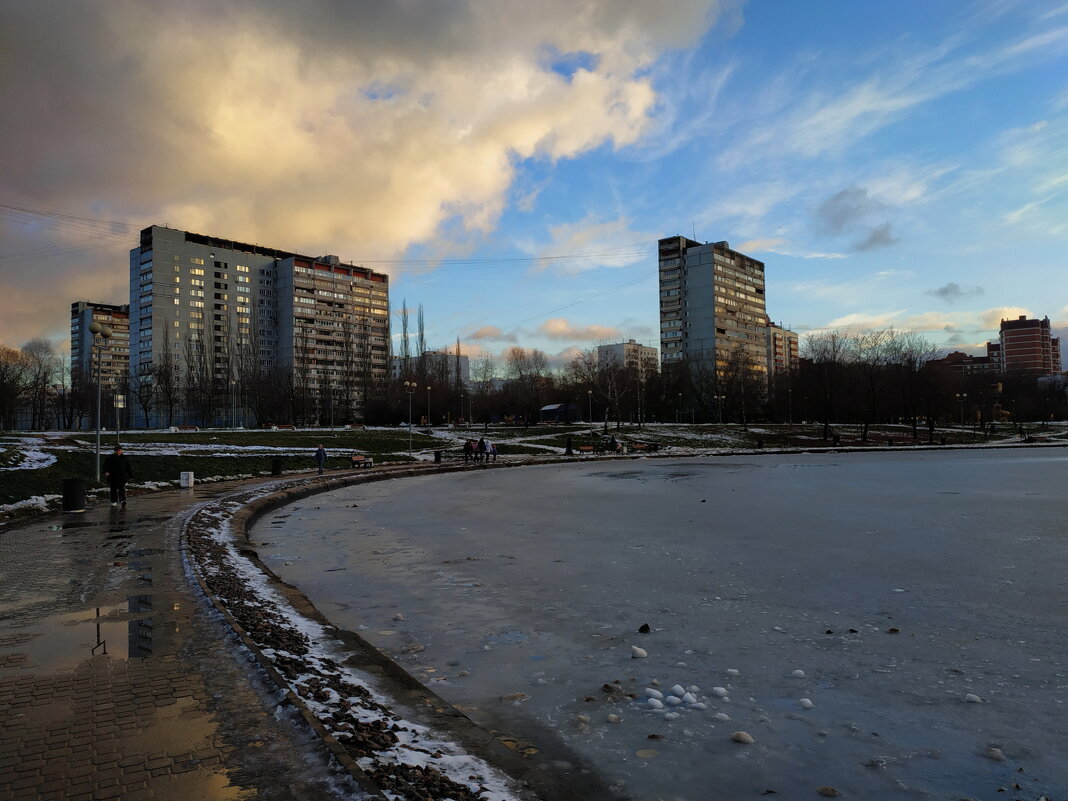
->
403, 381, 415, 454
788, 388, 793, 425
426, 385, 431, 428
88, 321, 113, 482
113, 394, 126, 446
587, 390, 593, 430
676, 392, 681, 425
955, 392, 968, 427
714, 394, 725, 425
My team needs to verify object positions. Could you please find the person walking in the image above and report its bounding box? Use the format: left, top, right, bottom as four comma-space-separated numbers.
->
102, 445, 133, 507
476, 437, 487, 463
314, 444, 327, 474
462, 439, 474, 464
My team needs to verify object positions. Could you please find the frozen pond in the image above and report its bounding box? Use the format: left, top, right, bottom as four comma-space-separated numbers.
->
252, 450, 1068, 800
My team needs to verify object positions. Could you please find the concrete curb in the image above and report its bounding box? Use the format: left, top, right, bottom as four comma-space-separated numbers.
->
181, 460, 619, 801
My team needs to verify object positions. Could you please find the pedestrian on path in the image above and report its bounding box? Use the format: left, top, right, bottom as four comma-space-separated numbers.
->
102, 445, 133, 507
314, 444, 327, 474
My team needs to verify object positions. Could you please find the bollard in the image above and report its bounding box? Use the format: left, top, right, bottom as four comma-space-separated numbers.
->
434, 450, 442, 463
179, 471, 195, 487
62, 478, 86, 513
271, 457, 282, 476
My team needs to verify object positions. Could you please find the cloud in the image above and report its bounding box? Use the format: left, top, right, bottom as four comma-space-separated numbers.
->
531, 215, 655, 275
538, 317, 621, 341
927, 282, 984, 303
736, 237, 787, 252
467, 325, 518, 343
0, 0, 728, 345
852, 222, 899, 251
977, 306, 1030, 329
814, 187, 887, 235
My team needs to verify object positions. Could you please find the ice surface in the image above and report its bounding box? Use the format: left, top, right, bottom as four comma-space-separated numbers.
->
253, 450, 1068, 800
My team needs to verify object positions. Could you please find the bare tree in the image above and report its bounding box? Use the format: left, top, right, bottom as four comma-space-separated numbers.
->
154, 327, 181, 428
22, 339, 61, 430
0, 345, 29, 429
803, 330, 850, 439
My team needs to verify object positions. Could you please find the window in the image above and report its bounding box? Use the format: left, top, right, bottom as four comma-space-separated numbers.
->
190, 310, 203, 319
189, 300, 204, 308
191, 278, 204, 287
191, 257, 205, 265
190, 267, 205, 276
190, 289, 204, 298
236, 265, 249, 273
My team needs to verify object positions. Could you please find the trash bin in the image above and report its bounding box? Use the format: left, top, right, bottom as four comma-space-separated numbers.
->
434, 450, 442, 463
62, 478, 86, 513
179, 471, 195, 487
271, 457, 282, 476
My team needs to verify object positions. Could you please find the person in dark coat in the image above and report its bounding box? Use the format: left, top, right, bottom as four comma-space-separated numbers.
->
314, 444, 327, 474
102, 445, 133, 507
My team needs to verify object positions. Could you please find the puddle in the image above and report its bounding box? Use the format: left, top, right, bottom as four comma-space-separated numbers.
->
0, 602, 130, 673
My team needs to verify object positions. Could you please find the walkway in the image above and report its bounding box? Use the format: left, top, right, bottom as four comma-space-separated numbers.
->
0, 477, 367, 801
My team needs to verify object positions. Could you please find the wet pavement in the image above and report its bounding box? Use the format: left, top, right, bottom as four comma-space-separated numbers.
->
0, 479, 364, 801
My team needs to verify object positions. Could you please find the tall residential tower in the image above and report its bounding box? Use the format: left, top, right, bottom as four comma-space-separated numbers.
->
658, 236, 769, 377
129, 226, 389, 425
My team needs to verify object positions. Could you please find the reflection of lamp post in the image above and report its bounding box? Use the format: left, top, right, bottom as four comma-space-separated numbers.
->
955, 392, 967, 426
113, 394, 125, 446
403, 381, 415, 454
88, 321, 113, 482
714, 394, 725, 424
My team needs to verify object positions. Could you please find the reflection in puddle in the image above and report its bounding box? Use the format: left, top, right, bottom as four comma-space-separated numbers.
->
0, 602, 130, 673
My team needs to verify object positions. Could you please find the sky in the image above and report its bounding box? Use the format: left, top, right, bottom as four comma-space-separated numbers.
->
1, 0, 1067, 370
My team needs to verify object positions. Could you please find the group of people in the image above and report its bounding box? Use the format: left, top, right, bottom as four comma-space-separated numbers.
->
462, 437, 497, 463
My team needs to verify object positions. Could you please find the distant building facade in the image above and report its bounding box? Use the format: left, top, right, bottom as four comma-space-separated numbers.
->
70, 301, 130, 391
129, 226, 389, 425
596, 339, 659, 377
998, 315, 1061, 374
765, 319, 799, 380
658, 235, 770, 378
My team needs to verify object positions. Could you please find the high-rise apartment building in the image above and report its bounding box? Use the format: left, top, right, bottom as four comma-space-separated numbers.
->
130, 226, 389, 424
596, 339, 659, 376
658, 236, 768, 377
998, 315, 1061, 375
765, 320, 799, 380
70, 301, 130, 389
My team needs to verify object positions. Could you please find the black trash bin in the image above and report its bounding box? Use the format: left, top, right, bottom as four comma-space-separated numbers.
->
62, 478, 86, 513
434, 450, 442, 463
271, 457, 283, 476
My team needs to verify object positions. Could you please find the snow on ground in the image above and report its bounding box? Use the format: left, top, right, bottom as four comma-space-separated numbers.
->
0, 493, 62, 518
0, 437, 58, 471
184, 481, 535, 801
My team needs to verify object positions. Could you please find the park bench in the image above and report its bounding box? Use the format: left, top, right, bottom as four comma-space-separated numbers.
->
577, 445, 595, 455
272, 424, 296, 430
174, 424, 199, 432
349, 455, 374, 469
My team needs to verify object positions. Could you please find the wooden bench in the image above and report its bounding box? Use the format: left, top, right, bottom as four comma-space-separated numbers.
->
577, 445, 595, 454
349, 455, 374, 469
175, 425, 199, 432
272, 424, 296, 430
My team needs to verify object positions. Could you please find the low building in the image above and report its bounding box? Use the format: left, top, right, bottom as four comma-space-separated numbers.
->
596, 339, 658, 377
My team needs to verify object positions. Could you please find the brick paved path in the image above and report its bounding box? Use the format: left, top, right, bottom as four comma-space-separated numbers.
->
0, 480, 368, 801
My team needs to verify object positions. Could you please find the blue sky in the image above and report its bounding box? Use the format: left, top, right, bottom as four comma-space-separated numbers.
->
2, 0, 1066, 369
